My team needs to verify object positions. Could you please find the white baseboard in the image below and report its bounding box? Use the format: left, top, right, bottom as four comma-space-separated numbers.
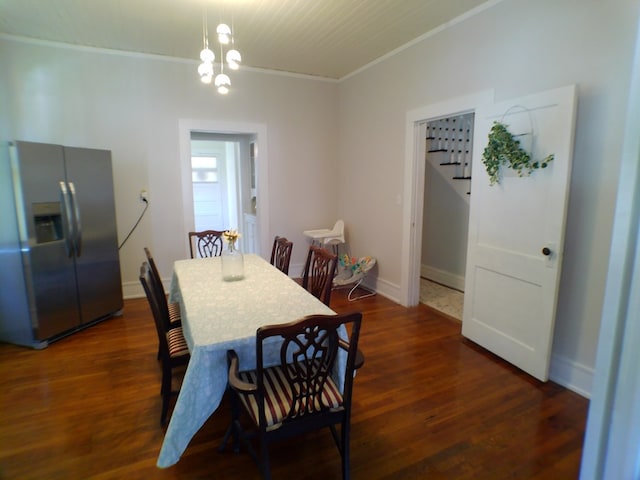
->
289, 262, 305, 279
122, 280, 143, 299
421, 264, 465, 291
292, 262, 401, 303
549, 353, 593, 399
122, 279, 169, 300
361, 276, 400, 304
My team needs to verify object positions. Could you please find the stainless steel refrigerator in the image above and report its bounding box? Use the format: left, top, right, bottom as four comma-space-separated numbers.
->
0, 141, 123, 348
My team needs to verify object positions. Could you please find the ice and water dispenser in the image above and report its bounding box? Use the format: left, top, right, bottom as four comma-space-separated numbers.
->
32, 202, 63, 244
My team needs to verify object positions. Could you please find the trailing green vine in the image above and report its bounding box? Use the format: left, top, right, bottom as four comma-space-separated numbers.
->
482, 121, 554, 186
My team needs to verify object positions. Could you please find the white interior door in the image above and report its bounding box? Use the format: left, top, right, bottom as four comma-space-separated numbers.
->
191, 139, 232, 231
462, 85, 577, 381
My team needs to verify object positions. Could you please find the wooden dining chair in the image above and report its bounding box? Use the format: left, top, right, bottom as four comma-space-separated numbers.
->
221, 311, 364, 480
301, 245, 338, 306
269, 236, 293, 275
144, 247, 181, 327
144, 247, 182, 360
139, 262, 190, 425
188, 230, 225, 258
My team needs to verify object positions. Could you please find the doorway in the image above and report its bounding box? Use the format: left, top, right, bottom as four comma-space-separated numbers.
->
400, 90, 493, 307
190, 135, 236, 232
178, 119, 269, 257
418, 113, 473, 320
189, 132, 257, 253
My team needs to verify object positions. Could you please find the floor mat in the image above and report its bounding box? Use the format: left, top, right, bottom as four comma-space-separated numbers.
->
420, 278, 464, 321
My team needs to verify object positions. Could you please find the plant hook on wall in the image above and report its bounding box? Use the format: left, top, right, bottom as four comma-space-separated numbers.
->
481, 107, 554, 185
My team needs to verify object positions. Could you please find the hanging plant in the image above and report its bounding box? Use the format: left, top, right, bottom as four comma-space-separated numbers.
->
482, 121, 554, 186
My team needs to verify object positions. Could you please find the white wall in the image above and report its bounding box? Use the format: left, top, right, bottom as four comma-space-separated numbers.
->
0, 39, 339, 295
422, 160, 469, 290
337, 0, 639, 394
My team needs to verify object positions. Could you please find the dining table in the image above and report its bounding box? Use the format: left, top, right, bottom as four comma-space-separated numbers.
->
156, 253, 336, 468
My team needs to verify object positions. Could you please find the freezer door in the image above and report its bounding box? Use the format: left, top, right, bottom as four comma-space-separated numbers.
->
64, 147, 123, 323
13, 141, 81, 339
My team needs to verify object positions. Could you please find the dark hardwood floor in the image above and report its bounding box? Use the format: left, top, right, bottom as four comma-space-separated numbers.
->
0, 287, 588, 479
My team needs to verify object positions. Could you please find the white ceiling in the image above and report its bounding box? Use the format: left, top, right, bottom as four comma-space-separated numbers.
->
0, 0, 491, 79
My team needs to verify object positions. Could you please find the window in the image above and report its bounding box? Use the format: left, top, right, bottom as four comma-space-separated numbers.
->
191, 156, 218, 183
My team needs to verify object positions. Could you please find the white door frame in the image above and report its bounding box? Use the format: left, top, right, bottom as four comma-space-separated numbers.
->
401, 90, 493, 306
580, 13, 640, 478
178, 119, 270, 257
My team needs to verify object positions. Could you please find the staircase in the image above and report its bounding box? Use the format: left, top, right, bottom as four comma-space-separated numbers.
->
426, 113, 474, 201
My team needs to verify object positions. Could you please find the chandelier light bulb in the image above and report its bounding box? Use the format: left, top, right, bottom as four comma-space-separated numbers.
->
216, 23, 231, 44
226, 49, 241, 70
198, 61, 213, 76
215, 73, 231, 94
200, 48, 215, 63
198, 62, 214, 84
214, 73, 230, 87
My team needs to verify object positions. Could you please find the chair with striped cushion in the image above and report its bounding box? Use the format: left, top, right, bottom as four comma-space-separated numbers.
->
222, 311, 363, 480
301, 245, 338, 306
269, 236, 293, 275
139, 262, 190, 425
144, 247, 181, 327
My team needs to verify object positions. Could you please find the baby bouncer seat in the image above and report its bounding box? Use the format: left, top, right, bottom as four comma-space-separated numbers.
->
333, 255, 376, 301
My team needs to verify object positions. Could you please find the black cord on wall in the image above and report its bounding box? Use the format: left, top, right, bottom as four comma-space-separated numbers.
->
118, 198, 148, 250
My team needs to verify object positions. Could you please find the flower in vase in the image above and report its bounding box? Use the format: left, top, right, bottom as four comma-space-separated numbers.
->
223, 229, 241, 247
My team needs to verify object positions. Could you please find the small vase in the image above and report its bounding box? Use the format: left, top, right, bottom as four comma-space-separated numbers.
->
221, 242, 244, 281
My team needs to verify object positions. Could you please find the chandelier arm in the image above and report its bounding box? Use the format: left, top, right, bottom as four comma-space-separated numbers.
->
202, 6, 208, 49
231, 17, 235, 47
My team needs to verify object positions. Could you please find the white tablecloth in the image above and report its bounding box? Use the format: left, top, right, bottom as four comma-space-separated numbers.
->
156, 254, 335, 468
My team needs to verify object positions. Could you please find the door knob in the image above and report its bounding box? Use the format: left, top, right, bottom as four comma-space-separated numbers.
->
542, 247, 552, 256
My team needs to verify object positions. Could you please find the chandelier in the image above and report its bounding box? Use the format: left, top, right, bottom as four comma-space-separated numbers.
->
197, 7, 241, 95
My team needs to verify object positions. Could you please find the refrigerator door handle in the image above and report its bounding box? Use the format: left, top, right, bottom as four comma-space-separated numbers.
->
59, 181, 75, 257
68, 182, 83, 257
